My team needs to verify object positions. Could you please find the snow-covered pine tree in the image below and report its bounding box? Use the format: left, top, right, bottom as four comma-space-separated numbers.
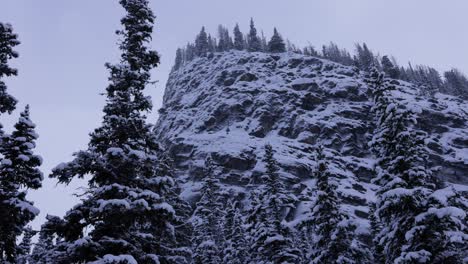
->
207, 34, 216, 53
0, 105, 42, 263
216, 25, 233, 52
0, 22, 19, 115
49, 1, 187, 263
247, 18, 262, 52
245, 189, 268, 263
367, 68, 467, 263
267, 28, 286, 53
17, 226, 36, 264
310, 146, 370, 264
250, 144, 302, 264
222, 200, 247, 264
192, 156, 224, 264
172, 48, 184, 71
233, 23, 244, 50
381, 55, 400, 79
369, 202, 385, 263
154, 152, 193, 263
195, 26, 209, 57
29, 215, 64, 264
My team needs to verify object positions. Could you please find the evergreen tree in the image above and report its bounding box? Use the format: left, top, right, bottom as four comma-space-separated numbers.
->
381, 55, 400, 79
245, 189, 267, 263
30, 215, 63, 264
0, 22, 19, 114
247, 18, 261, 52
17, 226, 36, 264
369, 202, 385, 263
367, 68, 467, 263
207, 34, 216, 53
222, 200, 247, 264
267, 28, 286, 53
355, 43, 377, 71
0, 105, 43, 263
49, 1, 187, 263
309, 146, 370, 264
195, 26, 209, 57
216, 25, 233, 52
233, 23, 244, 50
247, 144, 301, 263
322, 42, 354, 66
172, 48, 183, 71
443, 68, 468, 99
192, 156, 224, 264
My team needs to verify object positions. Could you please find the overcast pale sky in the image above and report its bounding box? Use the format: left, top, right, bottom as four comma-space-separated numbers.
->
1, 0, 467, 229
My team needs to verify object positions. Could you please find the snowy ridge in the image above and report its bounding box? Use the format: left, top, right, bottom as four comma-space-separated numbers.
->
155, 50, 467, 228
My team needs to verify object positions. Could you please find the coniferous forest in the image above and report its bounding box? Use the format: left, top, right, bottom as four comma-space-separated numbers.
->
0, 1, 467, 264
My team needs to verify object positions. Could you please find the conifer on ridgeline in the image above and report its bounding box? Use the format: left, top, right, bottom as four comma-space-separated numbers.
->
195, 26, 209, 57
268, 28, 286, 53
233, 23, 245, 50
247, 18, 262, 52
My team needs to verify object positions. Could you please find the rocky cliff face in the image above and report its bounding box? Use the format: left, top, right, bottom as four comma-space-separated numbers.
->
154, 50, 467, 227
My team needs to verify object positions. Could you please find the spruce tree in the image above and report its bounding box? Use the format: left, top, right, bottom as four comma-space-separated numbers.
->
172, 48, 183, 71
247, 18, 262, 52
309, 146, 370, 264
216, 25, 233, 52
0, 105, 43, 263
49, 1, 187, 263
0, 22, 19, 114
247, 144, 301, 263
245, 189, 267, 263
222, 200, 247, 264
368, 68, 467, 263
381, 55, 400, 79
192, 156, 224, 264
30, 215, 63, 264
17, 226, 36, 264
267, 28, 286, 53
369, 202, 385, 263
195, 26, 209, 57
233, 23, 244, 50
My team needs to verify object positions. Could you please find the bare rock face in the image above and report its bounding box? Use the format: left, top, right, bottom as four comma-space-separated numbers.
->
155, 50, 468, 224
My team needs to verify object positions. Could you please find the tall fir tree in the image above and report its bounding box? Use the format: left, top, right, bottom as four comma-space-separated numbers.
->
16, 226, 36, 264
216, 25, 233, 52
0, 22, 19, 115
309, 146, 370, 264
267, 28, 286, 53
381, 55, 400, 79
172, 48, 184, 71
247, 18, 262, 52
49, 1, 188, 263
367, 67, 467, 263
30, 215, 63, 264
246, 144, 301, 264
222, 200, 247, 264
0, 105, 43, 263
192, 156, 224, 264
233, 23, 245, 50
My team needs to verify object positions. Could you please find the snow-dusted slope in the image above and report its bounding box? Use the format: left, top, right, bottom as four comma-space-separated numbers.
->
154, 50, 467, 227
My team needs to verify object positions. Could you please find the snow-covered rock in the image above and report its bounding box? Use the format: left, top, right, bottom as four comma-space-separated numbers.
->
154, 50, 467, 226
